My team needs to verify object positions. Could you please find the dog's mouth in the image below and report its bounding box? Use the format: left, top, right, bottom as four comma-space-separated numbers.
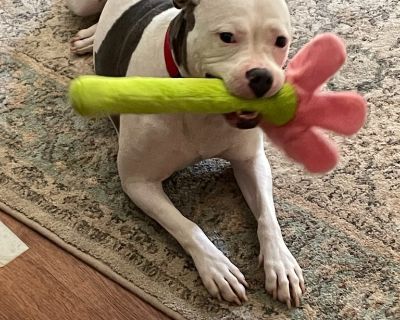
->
224, 111, 262, 130
205, 73, 261, 130
205, 73, 219, 79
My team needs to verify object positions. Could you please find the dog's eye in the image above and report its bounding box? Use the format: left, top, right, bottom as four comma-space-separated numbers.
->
275, 36, 288, 48
219, 32, 236, 44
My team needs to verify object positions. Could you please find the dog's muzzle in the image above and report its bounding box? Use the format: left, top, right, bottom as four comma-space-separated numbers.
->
205, 74, 262, 130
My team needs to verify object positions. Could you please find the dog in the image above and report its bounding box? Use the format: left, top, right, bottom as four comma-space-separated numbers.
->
68, 0, 305, 307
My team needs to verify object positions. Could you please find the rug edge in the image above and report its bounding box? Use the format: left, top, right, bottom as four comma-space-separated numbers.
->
0, 202, 187, 320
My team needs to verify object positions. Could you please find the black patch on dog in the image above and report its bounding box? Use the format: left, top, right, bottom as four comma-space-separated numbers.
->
169, 2, 196, 73
95, 0, 173, 77
95, 0, 173, 132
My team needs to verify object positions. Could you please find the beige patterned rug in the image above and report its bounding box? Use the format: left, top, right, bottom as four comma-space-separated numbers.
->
1, 0, 399, 319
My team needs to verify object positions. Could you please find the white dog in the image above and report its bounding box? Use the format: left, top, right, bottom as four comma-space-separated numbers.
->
68, 0, 305, 307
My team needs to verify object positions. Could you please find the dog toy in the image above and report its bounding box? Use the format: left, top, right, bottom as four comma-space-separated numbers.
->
71, 77, 297, 126
69, 33, 367, 173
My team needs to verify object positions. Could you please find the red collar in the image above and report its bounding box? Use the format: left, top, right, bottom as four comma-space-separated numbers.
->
164, 27, 182, 78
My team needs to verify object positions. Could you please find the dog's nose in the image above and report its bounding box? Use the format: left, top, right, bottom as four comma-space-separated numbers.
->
246, 68, 273, 98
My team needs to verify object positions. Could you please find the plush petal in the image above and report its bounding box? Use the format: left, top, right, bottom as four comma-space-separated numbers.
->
286, 34, 346, 93
281, 128, 339, 173
296, 92, 367, 135
259, 121, 339, 173
260, 120, 300, 146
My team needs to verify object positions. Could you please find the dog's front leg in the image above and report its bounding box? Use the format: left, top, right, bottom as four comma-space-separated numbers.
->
230, 152, 305, 307
121, 180, 248, 305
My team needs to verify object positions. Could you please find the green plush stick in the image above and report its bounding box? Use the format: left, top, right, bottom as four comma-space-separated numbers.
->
69, 75, 298, 126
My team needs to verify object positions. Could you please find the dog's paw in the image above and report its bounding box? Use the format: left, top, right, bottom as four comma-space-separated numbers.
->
192, 244, 248, 305
259, 240, 305, 308
70, 23, 97, 55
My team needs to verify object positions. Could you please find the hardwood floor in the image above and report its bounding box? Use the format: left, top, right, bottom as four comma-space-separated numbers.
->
0, 211, 171, 320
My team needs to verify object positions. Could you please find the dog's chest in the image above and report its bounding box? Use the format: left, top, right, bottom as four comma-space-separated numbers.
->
180, 114, 243, 159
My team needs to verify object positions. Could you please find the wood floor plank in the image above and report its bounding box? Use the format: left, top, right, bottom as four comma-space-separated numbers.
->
0, 211, 171, 320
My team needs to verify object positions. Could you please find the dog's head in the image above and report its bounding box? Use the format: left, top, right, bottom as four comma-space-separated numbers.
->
170, 0, 292, 99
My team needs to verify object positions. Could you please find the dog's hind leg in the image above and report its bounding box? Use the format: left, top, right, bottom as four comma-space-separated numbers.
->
67, 0, 107, 16
67, 0, 107, 54
121, 180, 249, 305
70, 23, 98, 55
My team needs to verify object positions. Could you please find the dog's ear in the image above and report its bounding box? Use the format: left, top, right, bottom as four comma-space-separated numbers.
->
173, 0, 199, 9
